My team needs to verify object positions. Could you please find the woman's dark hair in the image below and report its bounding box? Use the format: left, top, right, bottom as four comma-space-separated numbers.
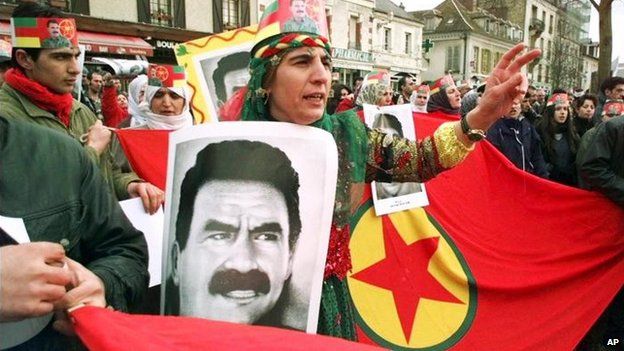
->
575, 94, 598, 110
537, 104, 580, 161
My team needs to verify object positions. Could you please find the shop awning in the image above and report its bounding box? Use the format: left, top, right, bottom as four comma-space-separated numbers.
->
79, 31, 153, 57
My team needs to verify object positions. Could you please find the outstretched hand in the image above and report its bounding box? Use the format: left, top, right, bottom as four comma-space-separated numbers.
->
467, 44, 541, 131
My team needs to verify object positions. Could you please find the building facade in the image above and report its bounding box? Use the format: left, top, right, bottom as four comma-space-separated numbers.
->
371, 0, 424, 86
413, 0, 522, 85
581, 40, 599, 91
477, 0, 591, 91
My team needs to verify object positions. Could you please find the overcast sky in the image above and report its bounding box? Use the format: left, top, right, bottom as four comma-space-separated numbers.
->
391, 0, 623, 61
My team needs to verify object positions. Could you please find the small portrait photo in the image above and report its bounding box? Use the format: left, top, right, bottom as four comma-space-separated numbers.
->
363, 103, 430, 216
282, 0, 320, 35
197, 45, 252, 120
161, 122, 338, 333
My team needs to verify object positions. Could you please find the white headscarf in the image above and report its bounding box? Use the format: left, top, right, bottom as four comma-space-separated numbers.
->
128, 74, 148, 127
410, 90, 429, 113
137, 85, 193, 130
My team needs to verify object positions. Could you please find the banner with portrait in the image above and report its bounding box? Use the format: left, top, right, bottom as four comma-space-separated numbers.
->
363, 103, 429, 215
175, 26, 258, 124
160, 122, 337, 333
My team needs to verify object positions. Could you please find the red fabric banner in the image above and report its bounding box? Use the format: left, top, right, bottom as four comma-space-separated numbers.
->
70, 306, 384, 351
110, 116, 624, 350
348, 114, 624, 350
115, 129, 171, 191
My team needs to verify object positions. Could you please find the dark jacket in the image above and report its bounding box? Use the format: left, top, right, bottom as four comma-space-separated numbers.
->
578, 116, 624, 206
486, 117, 548, 178
0, 84, 140, 200
0, 117, 149, 350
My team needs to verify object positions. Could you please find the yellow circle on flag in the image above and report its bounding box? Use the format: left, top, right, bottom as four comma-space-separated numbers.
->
348, 203, 476, 350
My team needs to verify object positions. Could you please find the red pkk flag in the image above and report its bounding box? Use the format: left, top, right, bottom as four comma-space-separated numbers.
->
348, 114, 624, 350
11, 17, 78, 48
112, 115, 624, 350
147, 64, 186, 88
70, 306, 384, 351
115, 129, 171, 191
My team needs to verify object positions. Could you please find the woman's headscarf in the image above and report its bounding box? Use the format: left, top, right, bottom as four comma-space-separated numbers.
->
410, 84, 429, 113
427, 75, 460, 115
127, 74, 148, 126
138, 85, 193, 130
355, 70, 391, 106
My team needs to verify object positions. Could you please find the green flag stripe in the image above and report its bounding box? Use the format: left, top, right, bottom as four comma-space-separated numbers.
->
12, 17, 38, 27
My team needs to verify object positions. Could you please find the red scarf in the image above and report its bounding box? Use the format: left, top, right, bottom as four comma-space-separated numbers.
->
5, 68, 74, 127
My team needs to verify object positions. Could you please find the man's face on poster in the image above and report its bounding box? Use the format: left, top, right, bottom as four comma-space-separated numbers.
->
48, 22, 60, 38
223, 68, 249, 102
174, 179, 293, 324
290, 0, 307, 21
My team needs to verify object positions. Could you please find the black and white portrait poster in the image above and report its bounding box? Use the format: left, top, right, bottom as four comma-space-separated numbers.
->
160, 122, 337, 333
363, 103, 430, 216
195, 42, 252, 121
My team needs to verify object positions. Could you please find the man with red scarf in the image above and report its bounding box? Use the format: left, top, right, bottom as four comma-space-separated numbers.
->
0, 2, 163, 214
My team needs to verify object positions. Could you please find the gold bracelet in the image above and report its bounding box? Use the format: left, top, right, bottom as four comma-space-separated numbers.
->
434, 122, 475, 169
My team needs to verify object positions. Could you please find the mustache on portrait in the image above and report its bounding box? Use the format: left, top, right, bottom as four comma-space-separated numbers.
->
208, 269, 271, 295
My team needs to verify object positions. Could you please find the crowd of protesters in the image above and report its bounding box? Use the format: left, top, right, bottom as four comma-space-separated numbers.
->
1, 1, 624, 350
327, 72, 624, 192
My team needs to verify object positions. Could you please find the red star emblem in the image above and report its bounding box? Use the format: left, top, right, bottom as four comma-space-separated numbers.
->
59, 19, 76, 39
351, 215, 463, 344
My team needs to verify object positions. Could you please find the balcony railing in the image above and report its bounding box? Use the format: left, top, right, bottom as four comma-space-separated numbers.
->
529, 18, 545, 34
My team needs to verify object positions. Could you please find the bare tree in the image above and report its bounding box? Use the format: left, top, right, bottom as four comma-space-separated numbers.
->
588, 0, 615, 83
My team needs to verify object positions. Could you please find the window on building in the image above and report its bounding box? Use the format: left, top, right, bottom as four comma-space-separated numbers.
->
540, 38, 544, 52
549, 15, 554, 34
531, 5, 538, 19
547, 40, 552, 60
348, 16, 362, 50
495, 52, 502, 65
537, 64, 542, 82
222, 0, 239, 29
211, 0, 249, 32
139, 0, 186, 27
383, 27, 391, 51
473, 46, 479, 72
405, 32, 412, 55
36, 0, 90, 14
485, 19, 490, 32
545, 66, 550, 83
445, 45, 460, 73
149, 0, 173, 26
481, 49, 492, 74
425, 17, 436, 31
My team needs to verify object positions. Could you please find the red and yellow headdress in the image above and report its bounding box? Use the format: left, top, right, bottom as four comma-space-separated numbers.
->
11, 17, 78, 49
429, 75, 454, 95
415, 84, 430, 95
603, 99, 624, 117
546, 93, 569, 107
147, 64, 186, 88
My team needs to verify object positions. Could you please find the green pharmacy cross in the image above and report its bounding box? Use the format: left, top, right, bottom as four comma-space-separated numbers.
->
422, 39, 434, 53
